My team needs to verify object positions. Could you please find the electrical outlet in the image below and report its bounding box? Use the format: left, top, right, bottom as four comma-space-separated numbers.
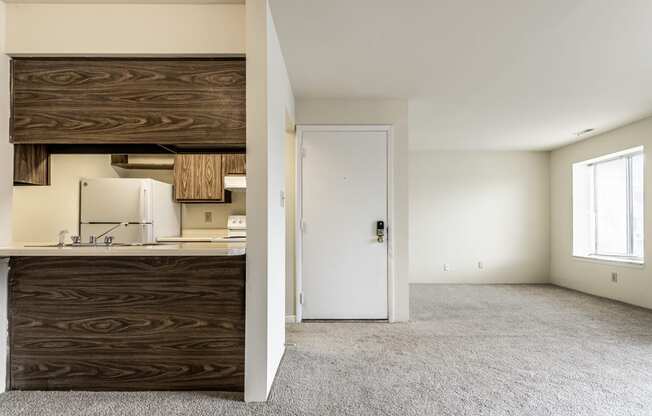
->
443, 264, 449, 272
478, 261, 484, 270
204, 211, 213, 223
611, 272, 618, 283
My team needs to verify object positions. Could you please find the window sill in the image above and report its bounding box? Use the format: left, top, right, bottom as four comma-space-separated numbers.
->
573, 255, 645, 267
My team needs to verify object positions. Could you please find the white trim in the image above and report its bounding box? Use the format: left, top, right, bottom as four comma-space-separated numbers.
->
7, 53, 246, 58
573, 255, 645, 267
577, 145, 643, 166
294, 130, 303, 323
294, 124, 396, 323
573, 146, 645, 261
285, 315, 296, 324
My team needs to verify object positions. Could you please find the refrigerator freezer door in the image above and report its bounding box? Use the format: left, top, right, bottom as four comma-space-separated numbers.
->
80, 223, 154, 244
80, 178, 152, 223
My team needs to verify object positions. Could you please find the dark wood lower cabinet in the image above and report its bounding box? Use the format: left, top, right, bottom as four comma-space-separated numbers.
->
8, 256, 245, 391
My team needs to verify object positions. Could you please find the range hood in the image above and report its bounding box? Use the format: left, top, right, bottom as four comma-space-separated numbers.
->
224, 175, 246, 191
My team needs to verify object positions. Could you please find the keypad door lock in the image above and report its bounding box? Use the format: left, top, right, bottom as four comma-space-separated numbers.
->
376, 220, 385, 243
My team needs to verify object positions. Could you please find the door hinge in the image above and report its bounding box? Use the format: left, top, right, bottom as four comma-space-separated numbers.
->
300, 147, 306, 158
300, 220, 306, 232
299, 292, 304, 305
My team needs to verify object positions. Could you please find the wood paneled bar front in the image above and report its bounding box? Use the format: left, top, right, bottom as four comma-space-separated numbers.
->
7, 255, 246, 391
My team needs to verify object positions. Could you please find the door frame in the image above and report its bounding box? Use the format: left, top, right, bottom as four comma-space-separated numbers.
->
294, 124, 396, 322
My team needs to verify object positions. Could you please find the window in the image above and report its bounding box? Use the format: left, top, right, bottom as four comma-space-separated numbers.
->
573, 147, 644, 263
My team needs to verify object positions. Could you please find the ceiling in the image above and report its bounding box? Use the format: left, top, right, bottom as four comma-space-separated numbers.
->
3, 1, 243, 3
269, 0, 652, 150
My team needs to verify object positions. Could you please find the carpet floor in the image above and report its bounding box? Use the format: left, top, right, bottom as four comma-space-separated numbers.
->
1, 284, 652, 415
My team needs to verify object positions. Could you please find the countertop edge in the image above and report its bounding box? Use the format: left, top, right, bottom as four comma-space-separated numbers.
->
0, 243, 246, 257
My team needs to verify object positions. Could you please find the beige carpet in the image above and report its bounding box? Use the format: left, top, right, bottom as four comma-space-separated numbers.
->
2, 284, 652, 415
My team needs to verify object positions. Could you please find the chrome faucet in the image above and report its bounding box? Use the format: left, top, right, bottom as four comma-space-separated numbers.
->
89, 222, 128, 245
57, 230, 69, 247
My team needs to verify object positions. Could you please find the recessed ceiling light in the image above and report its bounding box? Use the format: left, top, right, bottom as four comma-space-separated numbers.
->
575, 128, 595, 137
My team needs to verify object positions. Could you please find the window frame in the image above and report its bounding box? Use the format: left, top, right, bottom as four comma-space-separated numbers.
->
572, 146, 645, 265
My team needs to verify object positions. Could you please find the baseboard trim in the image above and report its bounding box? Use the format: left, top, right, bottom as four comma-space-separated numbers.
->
285, 315, 296, 323
409, 281, 552, 285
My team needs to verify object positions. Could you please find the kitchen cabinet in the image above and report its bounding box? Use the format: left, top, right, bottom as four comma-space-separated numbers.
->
13, 144, 50, 186
174, 154, 230, 202
110, 154, 175, 170
11, 58, 245, 146
8, 255, 245, 391
223, 153, 247, 175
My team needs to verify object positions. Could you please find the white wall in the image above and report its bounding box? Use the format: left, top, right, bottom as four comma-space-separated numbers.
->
265, 4, 293, 392
410, 151, 550, 284
6, 3, 244, 55
294, 99, 410, 322
12, 155, 119, 243
551, 116, 652, 309
0, 1, 11, 392
245, 0, 295, 402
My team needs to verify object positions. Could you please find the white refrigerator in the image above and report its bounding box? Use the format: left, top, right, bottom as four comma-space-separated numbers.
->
80, 178, 180, 244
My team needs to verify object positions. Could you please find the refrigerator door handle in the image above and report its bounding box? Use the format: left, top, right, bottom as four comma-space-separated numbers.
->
138, 185, 145, 222
139, 186, 151, 223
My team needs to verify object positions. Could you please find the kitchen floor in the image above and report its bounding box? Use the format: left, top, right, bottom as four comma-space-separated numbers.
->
2, 284, 652, 416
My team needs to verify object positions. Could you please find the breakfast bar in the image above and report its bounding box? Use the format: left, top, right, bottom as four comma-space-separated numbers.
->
0, 243, 246, 392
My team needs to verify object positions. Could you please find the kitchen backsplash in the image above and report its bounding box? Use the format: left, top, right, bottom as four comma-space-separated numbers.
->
181, 192, 246, 230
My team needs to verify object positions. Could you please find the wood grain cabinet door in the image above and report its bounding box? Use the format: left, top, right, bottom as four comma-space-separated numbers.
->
196, 154, 224, 200
223, 154, 246, 175
13, 144, 50, 186
174, 154, 226, 202
11, 58, 245, 146
174, 154, 197, 200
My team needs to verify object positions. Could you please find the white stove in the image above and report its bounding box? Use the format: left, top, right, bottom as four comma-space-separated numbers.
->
227, 215, 246, 238
157, 215, 247, 243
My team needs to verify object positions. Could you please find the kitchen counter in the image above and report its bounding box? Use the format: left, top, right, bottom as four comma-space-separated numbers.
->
0, 241, 246, 257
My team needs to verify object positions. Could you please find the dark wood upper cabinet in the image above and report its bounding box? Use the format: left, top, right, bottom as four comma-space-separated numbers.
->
13, 144, 50, 186
223, 153, 246, 175
10, 58, 245, 146
174, 154, 230, 203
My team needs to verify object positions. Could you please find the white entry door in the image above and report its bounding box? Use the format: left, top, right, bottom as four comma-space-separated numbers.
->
299, 126, 388, 320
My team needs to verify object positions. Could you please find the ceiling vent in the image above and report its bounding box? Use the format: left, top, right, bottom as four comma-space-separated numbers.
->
575, 128, 595, 137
